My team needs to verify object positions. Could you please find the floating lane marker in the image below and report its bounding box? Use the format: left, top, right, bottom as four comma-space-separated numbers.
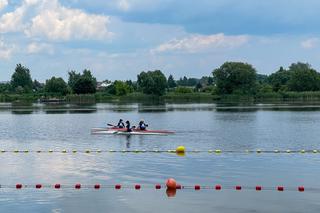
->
0, 148, 319, 155
0, 183, 311, 193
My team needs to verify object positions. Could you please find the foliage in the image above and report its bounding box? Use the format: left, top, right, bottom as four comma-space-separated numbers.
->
11, 64, 33, 93
167, 75, 177, 88
177, 76, 199, 87
174, 86, 193, 94
33, 80, 44, 92
45, 77, 69, 95
287, 63, 320, 92
213, 62, 257, 95
268, 66, 291, 92
137, 70, 167, 95
68, 69, 97, 94
0, 83, 11, 93
114, 80, 132, 96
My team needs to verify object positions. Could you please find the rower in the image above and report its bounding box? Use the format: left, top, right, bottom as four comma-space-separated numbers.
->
117, 119, 125, 128
125, 120, 132, 132
138, 120, 148, 131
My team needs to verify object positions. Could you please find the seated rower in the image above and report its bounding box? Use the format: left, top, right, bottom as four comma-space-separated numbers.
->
117, 119, 125, 128
138, 120, 148, 131
125, 120, 132, 132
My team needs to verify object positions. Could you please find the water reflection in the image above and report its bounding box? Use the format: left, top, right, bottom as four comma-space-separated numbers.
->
166, 189, 176, 197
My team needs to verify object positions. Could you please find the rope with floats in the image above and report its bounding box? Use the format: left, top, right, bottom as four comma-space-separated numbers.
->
0, 146, 319, 154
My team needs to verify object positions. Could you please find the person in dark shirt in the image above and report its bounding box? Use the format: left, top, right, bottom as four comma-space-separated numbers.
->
126, 120, 132, 132
138, 120, 148, 131
117, 119, 125, 128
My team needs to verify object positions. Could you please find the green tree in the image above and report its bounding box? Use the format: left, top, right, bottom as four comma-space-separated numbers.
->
68, 70, 81, 90
212, 62, 257, 95
73, 77, 96, 94
137, 70, 167, 95
11, 64, 33, 93
68, 69, 97, 94
0, 82, 11, 93
268, 67, 291, 92
45, 77, 69, 95
33, 80, 44, 92
287, 62, 320, 91
114, 81, 131, 96
167, 75, 177, 88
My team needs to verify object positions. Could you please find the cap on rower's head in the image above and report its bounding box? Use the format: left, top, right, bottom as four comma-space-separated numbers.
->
126, 120, 130, 123
119, 119, 123, 121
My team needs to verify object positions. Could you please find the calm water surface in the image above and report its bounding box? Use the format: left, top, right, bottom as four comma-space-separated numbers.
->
0, 103, 320, 213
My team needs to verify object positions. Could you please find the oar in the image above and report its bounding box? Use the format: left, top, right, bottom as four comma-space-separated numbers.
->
107, 123, 116, 127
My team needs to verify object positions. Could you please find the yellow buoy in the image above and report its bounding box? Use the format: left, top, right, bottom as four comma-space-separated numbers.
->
215, 149, 222, 154
176, 146, 185, 153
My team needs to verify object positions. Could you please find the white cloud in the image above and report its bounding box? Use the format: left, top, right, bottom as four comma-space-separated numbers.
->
0, 6, 26, 33
152, 33, 249, 53
27, 42, 54, 54
0, 0, 113, 41
0, 0, 8, 10
25, 0, 112, 41
301, 38, 319, 49
0, 39, 14, 60
117, 0, 130, 11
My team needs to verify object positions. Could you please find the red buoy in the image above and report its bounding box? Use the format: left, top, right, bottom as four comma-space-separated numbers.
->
115, 184, 121, 189
36, 184, 42, 189
135, 184, 141, 190
54, 184, 61, 189
166, 178, 177, 189
215, 185, 222, 190
256, 186, 262, 191
277, 186, 284, 191
155, 184, 161, 189
194, 185, 201, 190
94, 184, 100, 189
176, 184, 182, 189
298, 186, 305, 192
16, 184, 22, 189
75, 184, 81, 189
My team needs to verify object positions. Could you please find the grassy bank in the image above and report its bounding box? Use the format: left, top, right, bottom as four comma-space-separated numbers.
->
3, 91, 320, 104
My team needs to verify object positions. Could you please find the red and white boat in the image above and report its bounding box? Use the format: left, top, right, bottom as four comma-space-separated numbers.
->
91, 127, 175, 135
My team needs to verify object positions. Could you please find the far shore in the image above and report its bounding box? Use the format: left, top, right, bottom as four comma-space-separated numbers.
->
2, 91, 320, 104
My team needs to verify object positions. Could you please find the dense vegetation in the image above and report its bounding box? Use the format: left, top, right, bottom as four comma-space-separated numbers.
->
2, 61, 320, 102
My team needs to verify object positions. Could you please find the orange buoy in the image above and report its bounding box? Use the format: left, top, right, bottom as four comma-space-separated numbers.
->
166, 178, 177, 189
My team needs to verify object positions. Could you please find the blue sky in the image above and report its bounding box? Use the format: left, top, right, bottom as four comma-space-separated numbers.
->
0, 0, 320, 81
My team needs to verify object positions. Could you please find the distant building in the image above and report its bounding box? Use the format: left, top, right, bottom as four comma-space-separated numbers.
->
96, 81, 112, 90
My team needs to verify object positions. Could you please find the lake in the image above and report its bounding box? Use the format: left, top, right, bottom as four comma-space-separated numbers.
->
0, 102, 320, 213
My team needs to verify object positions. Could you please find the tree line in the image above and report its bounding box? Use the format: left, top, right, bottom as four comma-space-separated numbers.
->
1, 61, 320, 98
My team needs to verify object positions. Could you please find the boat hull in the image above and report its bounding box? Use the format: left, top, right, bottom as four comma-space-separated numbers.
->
91, 127, 174, 135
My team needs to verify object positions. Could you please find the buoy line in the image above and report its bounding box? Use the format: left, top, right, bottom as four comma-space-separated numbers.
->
0, 148, 319, 154
0, 183, 313, 192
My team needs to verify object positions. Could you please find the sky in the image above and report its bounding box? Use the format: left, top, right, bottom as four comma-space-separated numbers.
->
1, 0, 320, 82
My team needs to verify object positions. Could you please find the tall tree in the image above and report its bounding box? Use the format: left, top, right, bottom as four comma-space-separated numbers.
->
45, 77, 69, 95
268, 66, 291, 92
167, 75, 177, 88
68, 69, 97, 94
11, 64, 33, 93
213, 62, 257, 95
287, 62, 320, 91
137, 70, 167, 95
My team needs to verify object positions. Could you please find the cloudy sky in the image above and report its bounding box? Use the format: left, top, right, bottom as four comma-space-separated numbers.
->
0, 0, 320, 82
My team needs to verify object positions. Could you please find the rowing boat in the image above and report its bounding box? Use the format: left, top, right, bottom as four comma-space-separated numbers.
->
91, 127, 175, 135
